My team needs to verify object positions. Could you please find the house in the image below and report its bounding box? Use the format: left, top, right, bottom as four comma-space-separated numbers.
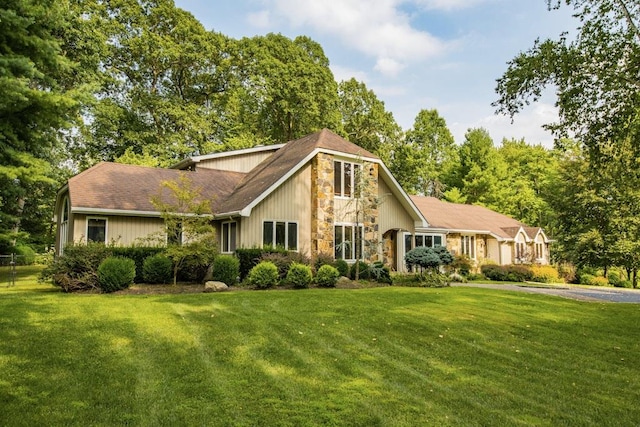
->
54, 129, 551, 271
409, 196, 551, 266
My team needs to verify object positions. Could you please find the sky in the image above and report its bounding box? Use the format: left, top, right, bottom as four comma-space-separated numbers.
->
173, 0, 576, 147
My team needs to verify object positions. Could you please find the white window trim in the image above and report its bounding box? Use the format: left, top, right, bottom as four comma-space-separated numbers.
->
461, 234, 476, 259
86, 216, 108, 244
262, 220, 299, 251
59, 197, 70, 255
334, 223, 364, 261
334, 160, 361, 199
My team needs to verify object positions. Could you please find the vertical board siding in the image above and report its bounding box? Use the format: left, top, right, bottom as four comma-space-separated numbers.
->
197, 151, 276, 173
240, 165, 312, 255
71, 214, 165, 246
378, 178, 415, 234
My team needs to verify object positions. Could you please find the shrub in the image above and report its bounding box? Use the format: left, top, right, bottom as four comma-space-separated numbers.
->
334, 259, 350, 277
448, 272, 467, 283
607, 270, 622, 287
42, 242, 112, 292
590, 276, 609, 287
13, 245, 36, 265
247, 261, 279, 289
530, 265, 561, 283
394, 272, 449, 288
286, 262, 313, 289
236, 247, 288, 280
507, 265, 534, 282
369, 261, 392, 284
405, 246, 454, 274
481, 265, 508, 281
316, 264, 340, 287
480, 264, 534, 282
176, 253, 212, 283
449, 254, 472, 276
579, 273, 596, 285
557, 262, 577, 283
143, 254, 173, 284
615, 280, 633, 289
112, 246, 165, 283
97, 256, 136, 293
212, 255, 240, 286
313, 252, 335, 272
349, 261, 370, 280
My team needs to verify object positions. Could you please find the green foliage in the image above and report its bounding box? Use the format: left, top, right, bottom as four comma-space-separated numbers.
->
334, 259, 350, 277
142, 255, 173, 284
530, 265, 561, 284
212, 255, 240, 286
481, 264, 535, 282
260, 251, 311, 281
247, 261, 279, 289
316, 264, 340, 288
349, 261, 370, 280
615, 280, 633, 289
580, 274, 609, 287
369, 261, 392, 284
286, 262, 313, 289
313, 252, 335, 273
607, 270, 622, 287
97, 257, 136, 293
42, 242, 112, 292
449, 255, 472, 276
236, 247, 288, 280
557, 262, 577, 283
393, 272, 449, 288
405, 246, 454, 273
112, 246, 165, 283
12, 245, 36, 266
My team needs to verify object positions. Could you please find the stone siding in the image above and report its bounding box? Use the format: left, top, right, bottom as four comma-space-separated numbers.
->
311, 153, 335, 257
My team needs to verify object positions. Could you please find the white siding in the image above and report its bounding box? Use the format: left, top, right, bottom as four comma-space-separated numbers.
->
378, 178, 415, 234
196, 151, 275, 173
72, 214, 165, 246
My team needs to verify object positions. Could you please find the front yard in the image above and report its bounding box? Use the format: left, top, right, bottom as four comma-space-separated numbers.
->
1, 270, 639, 425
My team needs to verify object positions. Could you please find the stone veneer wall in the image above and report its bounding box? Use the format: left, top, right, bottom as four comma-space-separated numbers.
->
362, 162, 380, 263
311, 153, 335, 258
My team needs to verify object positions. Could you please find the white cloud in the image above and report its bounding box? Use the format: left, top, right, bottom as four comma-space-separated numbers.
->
330, 65, 370, 84
261, 0, 446, 76
414, 0, 491, 11
247, 10, 272, 28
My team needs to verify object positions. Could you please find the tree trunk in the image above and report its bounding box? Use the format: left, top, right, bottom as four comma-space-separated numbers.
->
11, 196, 26, 246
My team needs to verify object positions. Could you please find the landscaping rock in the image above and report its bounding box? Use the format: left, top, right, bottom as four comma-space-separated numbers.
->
204, 281, 229, 292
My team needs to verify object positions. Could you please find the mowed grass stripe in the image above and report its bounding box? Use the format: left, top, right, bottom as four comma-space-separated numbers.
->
1, 280, 639, 426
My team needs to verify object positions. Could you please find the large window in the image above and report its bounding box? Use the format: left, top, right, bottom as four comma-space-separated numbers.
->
404, 233, 443, 251
87, 218, 107, 243
334, 161, 361, 198
535, 242, 544, 260
461, 235, 475, 259
335, 224, 363, 260
59, 197, 70, 255
221, 221, 237, 253
263, 221, 298, 251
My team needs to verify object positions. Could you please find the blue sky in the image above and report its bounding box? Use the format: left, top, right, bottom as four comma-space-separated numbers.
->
173, 0, 576, 147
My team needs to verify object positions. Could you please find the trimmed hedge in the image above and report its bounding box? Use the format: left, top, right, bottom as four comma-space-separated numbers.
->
247, 261, 279, 289
316, 264, 340, 288
236, 247, 288, 280
286, 262, 313, 289
212, 255, 240, 286
97, 256, 136, 293
112, 246, 165, 283
143, 254, 173, 284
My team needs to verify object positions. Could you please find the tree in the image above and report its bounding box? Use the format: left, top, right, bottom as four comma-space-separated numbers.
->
338, 78, 402, 164
151, 174, 217, 285
494, 0, 640, 156
391, 109, 457, 197
234, 33, 342, 143
404, 246, 454, 278
0, 0, 82, 251
445, 128, 510, 212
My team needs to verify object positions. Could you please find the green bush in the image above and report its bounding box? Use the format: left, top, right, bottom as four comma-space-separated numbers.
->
97, 256, 136, 293
334, 259, 350, 277
13, 245, 36, 265
313, 252, 335, 272
260, 251, 310, 281
607, 271, 622, 287
579, 273, 596, 285
316, 264, 340, 288
212, 255, 240, 286
481, 264, 535, 282
236, 247, 288, 280
286, 262, 313, 289
142, 254, 173, 284
590, 276, 609, 287
176, 254, 212, 283
112, 246, 164, 283
394, 272, 449, 288
615, 280, 633, 289
530, 265, 561, 283
349, 261, 370, 280
42, 242, 112, 292
467, 273, 485, 281
449, 254, 472, 276
369, 261, 392, 284
557, 262, 577, 283
247, 261, 279, 289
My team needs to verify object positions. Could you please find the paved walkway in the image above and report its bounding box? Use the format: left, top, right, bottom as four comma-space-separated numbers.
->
451, 282, 640, 303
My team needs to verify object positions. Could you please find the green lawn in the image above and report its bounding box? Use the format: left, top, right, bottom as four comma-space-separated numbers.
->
1, 269, 639, 426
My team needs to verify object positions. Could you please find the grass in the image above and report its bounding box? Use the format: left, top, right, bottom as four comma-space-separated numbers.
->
1, 267, 639, 426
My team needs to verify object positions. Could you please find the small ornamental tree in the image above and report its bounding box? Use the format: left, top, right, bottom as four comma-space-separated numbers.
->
151, 173, 217, 285
405, 246, 454, 278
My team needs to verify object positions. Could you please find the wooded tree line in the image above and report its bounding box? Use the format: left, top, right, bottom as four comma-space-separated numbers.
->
2, 0, 638, 278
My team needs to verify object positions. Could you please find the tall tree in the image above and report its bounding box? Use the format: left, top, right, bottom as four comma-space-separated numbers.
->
445, 128, 510, 210
233, 34, 342, 143
337, 78, 402, 164
494, 0, 640, 156
392, 109, 457, 197
0, 0, 82, 251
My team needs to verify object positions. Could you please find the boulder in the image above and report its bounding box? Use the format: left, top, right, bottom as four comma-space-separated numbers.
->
204, 281, 229, 292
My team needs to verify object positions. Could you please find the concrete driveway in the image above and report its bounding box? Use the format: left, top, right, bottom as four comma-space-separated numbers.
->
451, 282, 640, 303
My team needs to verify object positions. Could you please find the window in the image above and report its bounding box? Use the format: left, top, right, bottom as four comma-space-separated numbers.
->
87, 218, 107, 243
334, 161, 361, 198
59, 197, 70, 255
516, 242, 527, 261
263, 221, 298, 250
335, 224, 363, 260
405, 233, 443, 251
221, 221, 237, 253
461, 235, 475, 259
535, 243, 544, 259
